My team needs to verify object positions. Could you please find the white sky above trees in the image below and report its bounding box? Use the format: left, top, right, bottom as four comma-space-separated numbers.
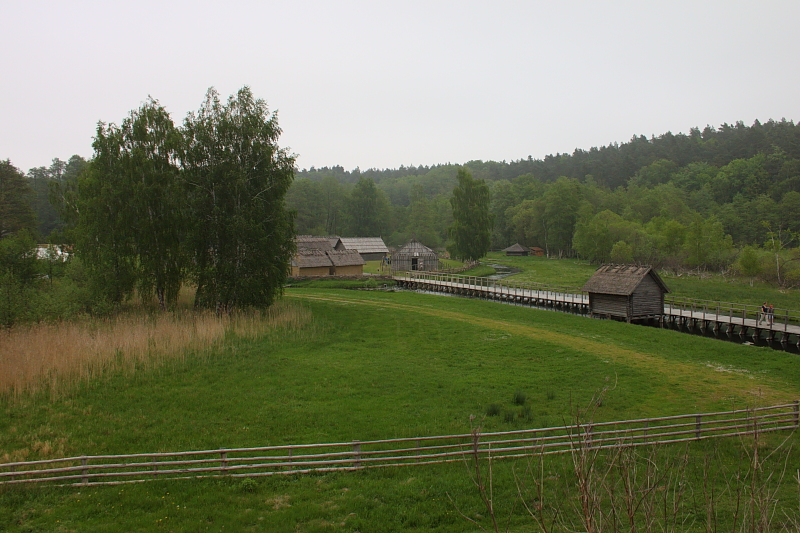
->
2, 0, 799, 174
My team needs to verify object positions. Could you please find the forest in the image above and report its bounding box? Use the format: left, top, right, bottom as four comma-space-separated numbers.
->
4, 118, 800, 326
288, 119, 800, 285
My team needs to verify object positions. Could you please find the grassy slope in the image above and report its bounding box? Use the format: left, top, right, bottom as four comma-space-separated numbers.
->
3, 287, 800, 531
485, 252, 800, 309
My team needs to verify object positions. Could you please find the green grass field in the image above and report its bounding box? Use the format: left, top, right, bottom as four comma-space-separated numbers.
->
484, 251, 800, 310
3, 283, 800, 531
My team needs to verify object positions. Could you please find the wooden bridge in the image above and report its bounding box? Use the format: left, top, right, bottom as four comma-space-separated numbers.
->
393, 271, 800, 348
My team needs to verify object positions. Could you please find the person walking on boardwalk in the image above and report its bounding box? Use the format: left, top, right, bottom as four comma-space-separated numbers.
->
760, 302, 768, 324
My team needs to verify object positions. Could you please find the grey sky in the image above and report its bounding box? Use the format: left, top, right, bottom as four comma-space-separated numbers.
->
2, 1, 798, 174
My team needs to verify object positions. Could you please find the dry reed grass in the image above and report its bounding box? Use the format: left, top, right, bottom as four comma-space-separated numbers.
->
0, 301, 312, 400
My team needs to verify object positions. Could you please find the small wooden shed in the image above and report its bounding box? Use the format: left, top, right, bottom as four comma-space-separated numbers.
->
502, 243, 530, 256
582, 264, 669, 322
391, 239, 438, 272
327, 249, 365, 276
337, 237, 390, 262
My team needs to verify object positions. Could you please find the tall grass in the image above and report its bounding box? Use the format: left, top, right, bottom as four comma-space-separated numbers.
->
0, 302, 311, 400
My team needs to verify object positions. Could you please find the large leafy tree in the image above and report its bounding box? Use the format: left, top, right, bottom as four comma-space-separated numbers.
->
448, 168, 492, 261
182, 87, 295, 312
75, 98, 185, 310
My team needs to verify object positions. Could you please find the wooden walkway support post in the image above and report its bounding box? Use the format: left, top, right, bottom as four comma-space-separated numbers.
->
220, 449, 228, 475
81, 457, 88, 486
794, 401, 799, 427
352, 441, 361, 468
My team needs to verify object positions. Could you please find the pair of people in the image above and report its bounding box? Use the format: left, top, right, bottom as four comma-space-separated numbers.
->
759, 302, 774, 325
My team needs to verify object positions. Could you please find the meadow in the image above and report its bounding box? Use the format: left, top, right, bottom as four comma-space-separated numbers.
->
2, 264, 800, 531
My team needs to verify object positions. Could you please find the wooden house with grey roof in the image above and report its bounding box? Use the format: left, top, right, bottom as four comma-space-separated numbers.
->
296, 235, 338, 252
502, 243, 530, 256
336, 237, 389, 261
582, 264, 669, 322
391, 239, 438, 272
292, 236, 364, 277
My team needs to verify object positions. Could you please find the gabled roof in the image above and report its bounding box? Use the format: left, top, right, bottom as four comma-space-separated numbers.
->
327, 249, 365, 267
296, 235, 338, 252
582, 264, 670, 295
394, 239, 436, 256
502, 243, 529, 253
338, 237, 389, 255
293, 249, 333, 268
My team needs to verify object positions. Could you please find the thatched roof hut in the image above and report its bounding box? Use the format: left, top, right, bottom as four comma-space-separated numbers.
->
391, 239, 438, 272
291, 247, 365, 277
502, 243, 530, 256
582, 264, 669, 322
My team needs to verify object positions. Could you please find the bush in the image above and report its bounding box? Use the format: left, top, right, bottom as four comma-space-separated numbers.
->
486, 403, 502, 417
512, 390, 527, 405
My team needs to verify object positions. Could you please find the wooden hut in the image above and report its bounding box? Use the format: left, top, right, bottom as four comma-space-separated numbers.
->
530, 247, 545, 257
337, 237, 389, 261
291, 249, 333, 277
582, 264, 669, 322
291, 248, 365, 277
391, 239, 438, 272
502, 243, 530, 256
327, 249, 365, 276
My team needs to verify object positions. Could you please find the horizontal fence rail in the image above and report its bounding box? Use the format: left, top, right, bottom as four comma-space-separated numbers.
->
393, 271, 587, 304
665, 295, 800, 333
2, 403, 796, 487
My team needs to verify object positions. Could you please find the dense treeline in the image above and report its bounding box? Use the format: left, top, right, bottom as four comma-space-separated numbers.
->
4, 118, 800, 327
288, 119, 800, 286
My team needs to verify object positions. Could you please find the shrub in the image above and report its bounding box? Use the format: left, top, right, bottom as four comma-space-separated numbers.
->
486, 403, 502, 417
512, 390, 527, 405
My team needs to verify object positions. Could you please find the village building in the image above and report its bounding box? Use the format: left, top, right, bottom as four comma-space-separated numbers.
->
391, 239, 438, 272
336, 237, 389, 262
291, 235, 366, 277
290, 248, 364, 277
502, 243, 530, 256
582, 264, 669, 322
529, 247, 545, 257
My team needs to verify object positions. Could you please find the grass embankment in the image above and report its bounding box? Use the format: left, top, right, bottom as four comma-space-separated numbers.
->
484, 252, 800, 309
2, 287, 800, 531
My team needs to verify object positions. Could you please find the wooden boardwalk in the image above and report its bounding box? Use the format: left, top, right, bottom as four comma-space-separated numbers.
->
393, 271, 800, 347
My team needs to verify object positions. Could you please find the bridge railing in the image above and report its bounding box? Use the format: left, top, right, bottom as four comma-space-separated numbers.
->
665, 296, 800, 332
394, 270, 586, 300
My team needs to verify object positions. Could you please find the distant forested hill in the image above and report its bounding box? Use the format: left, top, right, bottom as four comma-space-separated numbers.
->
289, 119, 800, 286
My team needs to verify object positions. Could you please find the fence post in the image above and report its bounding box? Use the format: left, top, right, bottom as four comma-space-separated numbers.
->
794, 401, 799, 428
220, 449, 228, 475
695, 415, 702, 440
81, 457, 88, 486
352, 441, 361, 468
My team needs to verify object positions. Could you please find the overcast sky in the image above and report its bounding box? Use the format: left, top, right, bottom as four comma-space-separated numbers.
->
2, 1, 799, 174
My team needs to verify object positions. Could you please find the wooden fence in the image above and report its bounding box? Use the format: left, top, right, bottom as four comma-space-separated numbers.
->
665, 295, 800, 333
395, 270, 587, 301
1, 403, 797, 487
